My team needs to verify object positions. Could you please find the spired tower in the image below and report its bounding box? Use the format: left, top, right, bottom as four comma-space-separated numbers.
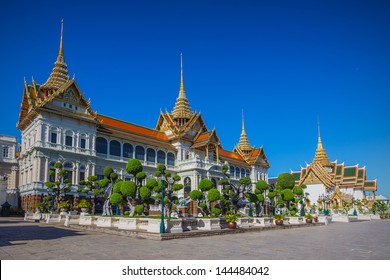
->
41, 19, 70, 91
237, 111, 253, 154
312, 121, 332, 169
171, 53, 193, 127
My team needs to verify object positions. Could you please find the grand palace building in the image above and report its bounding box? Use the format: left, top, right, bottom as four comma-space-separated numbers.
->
16, 22, 270, 211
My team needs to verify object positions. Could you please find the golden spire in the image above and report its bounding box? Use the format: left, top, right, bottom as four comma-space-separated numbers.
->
41, 19, 69, 90
313, 120, 332, 167
172, 52, 193, 121
179, 52, 185, 97
58, 19, 64, 63
237, 110, 252, 152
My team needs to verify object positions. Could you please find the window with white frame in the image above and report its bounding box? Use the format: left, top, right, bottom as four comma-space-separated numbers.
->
2, 146, 9, 158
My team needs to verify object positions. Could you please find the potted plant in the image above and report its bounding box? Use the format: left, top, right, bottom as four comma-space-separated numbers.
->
305, 213, 313, 223
273, 214, 284, 225
225, 213, 238, 229
78, 199, 91, 213
59, 200, 70, 212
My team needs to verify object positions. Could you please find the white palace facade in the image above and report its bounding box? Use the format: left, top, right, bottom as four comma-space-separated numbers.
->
16, 22, 270, 212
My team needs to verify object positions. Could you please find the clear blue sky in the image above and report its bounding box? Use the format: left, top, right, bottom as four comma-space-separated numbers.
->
1, 0, 389, 198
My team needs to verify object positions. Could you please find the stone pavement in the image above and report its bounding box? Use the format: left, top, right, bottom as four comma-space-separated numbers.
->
0, 217, 389, 260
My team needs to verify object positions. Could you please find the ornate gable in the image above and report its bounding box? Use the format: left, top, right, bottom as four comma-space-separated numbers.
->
300, 162, 335, 189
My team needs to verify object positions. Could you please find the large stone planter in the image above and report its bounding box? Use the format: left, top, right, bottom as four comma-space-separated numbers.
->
288, 217, 304, 224
166, 219, 183, 233
237, 217, 250, 228
117, 217, 137, 230
45, 214, 66, 223
147, 219, 183, 233
370, 214, 381, 220
64, 215, 80, 227
318, 216, 332, 225
96, 217, 114, 227
137, 218, 149, 231
332, 215, 357, 223
253, 217, 273, 227
357, 214, 371, 221
79, 215, 93, 226
182, 218, 198, 231
196, 218, 221, 230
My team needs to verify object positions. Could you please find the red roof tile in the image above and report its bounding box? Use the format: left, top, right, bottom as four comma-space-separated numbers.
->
98, 115, 169, 141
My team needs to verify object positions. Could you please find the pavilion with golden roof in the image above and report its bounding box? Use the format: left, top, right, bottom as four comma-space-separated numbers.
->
291, 123, 377, 210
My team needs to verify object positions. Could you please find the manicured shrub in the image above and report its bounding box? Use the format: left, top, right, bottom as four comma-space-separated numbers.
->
126, 159, 143, 176
211, 207, 221, 216
134, 204, 144, 214
120, 181, 137, 197
110, 193, 123, 206
190, 190, 203, 201
199, 179, 213, 192
207, 188, 221, 202
293, 186, 303, 196
139, 186, 151, 199
277, 173, 295, 189
256, 180, 269, 191
145, 178, 158, 189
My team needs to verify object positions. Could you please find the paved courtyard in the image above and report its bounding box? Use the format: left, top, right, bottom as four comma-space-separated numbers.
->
0, 217, 389, 260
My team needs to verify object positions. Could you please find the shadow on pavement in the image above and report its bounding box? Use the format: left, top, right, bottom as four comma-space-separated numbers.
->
0, 220, 85, 247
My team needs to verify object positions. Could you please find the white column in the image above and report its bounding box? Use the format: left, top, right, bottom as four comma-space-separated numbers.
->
37, 156, 41, 182
44, 157, 49, 182
75, 162, 80, 184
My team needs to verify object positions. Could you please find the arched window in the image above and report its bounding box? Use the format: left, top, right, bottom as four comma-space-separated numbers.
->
146, 148, 156, 163
79, 165, 86, 181
246, 169, 250, 178
96, 137, 108, 154
230, 165, 235, 176
50, 127, 58, 144
65, 131, 73, 147
123, 143, 133, 159
241, 168, 245, 178
110, 140, 121, 156
135, 145, 145, 161
80, 134, 87, 149
211, 178, 217, 188
157, 150, 166, 164
235, 167, 240, 178
63, 162, 73, 184
184, 177, 191, 198
49, 162, 56, 181
167, 152, 175, 166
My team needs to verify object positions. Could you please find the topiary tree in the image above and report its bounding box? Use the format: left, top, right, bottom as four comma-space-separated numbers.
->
100, 166, 119, 216
45, 162, 72, 212
219, 165, 253, 215
154, 163, 183, 219
189, 178, 221, 216
108, 159, 154, 217
78, 175, 103, 214
276, 173, 295, 190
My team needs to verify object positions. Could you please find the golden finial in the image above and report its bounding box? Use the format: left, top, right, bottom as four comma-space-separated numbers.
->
58, 19, 64, 63
179, 52, 185, 97
242, 109, 246, 135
